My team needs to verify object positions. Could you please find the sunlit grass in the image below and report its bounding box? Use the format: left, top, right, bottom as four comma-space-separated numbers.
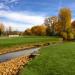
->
0, 36, 59, 48
20, 42, 75, 75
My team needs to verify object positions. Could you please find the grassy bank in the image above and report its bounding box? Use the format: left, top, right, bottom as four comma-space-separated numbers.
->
20, 42, 75, 75
0, 36, 60, 48
0, 36, 61, 54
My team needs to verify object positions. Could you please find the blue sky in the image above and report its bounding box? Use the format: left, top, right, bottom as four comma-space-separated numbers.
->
0, 0, 75, 31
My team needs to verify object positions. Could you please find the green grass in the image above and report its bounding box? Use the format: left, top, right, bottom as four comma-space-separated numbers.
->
0, 36, 60, 48
20, 42, 75, 75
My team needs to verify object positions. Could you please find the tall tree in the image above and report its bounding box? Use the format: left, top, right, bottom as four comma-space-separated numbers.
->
44, 17, 51, 35
58, 8, 74, 40
44, 17, 51, 26
58, 8, 71, 32
50, 16, 58, 35
44, 16, 58, 35
0, 23, 5, 36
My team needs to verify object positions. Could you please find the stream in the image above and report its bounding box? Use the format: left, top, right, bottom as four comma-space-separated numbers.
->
0, 48, 40, 62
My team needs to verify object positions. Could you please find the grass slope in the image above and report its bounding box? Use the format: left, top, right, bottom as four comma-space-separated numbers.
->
20, 42, 75, 75
0, 36, 59, 48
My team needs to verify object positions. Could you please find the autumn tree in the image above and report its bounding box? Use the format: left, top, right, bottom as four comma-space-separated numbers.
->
58, 8, 71, 32
46, 25, 51, 36
53, 22, 61, 35
23, 29, 32, 35
71, 20, 75, 28
0, 23, 5, 36
31, 25, 47, 36
58, 8, 74, 40
71, 20, 75, 37
44, 17, 51, 35
44, 17, 51, 26
44, 16, 58, 35
50, 16, 58, 35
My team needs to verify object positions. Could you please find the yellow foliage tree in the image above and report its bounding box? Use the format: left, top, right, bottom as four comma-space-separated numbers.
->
58, 8, 71, 32
24, 29, 32, 35
31, 25, 47, 36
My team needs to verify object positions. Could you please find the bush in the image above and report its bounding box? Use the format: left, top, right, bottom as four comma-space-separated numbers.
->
67, 32, 74, 40
60, 32, 67, 40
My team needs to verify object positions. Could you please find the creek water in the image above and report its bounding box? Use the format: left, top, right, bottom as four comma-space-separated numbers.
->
0, 48, 40, 62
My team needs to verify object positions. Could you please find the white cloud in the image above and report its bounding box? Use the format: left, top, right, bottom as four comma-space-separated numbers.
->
0, 0, 19, 10
0, 3, 9, 10
0, 10, 44, 25
0, 10, 45, 31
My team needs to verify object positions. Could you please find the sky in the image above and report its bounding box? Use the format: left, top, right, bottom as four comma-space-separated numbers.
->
0, 0, 75, 31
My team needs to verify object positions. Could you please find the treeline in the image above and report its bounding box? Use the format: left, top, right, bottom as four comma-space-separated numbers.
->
0, 24, 21, 36
23, 25, 48, 36
1, 7, 75, 40
23, 8, 75, 40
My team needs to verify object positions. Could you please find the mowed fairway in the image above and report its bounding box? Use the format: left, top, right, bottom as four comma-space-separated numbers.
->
0, 36, 60, 48
20, 42, 75, 75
